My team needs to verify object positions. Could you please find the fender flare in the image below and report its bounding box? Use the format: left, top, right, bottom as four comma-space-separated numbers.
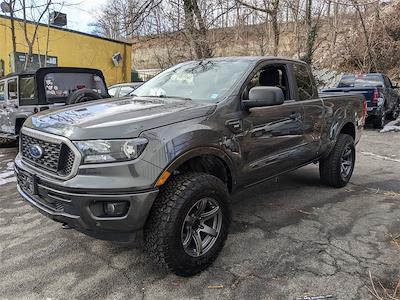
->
160, 146, 237, 188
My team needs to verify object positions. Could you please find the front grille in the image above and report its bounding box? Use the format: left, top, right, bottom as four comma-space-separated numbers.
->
21, 133, 76, 177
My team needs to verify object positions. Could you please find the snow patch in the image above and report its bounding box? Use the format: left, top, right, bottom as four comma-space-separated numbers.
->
380, 119, 400, 133
0, 161, 15, 186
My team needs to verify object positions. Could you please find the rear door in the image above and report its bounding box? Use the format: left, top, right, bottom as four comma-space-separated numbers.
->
291, 63, 324, 162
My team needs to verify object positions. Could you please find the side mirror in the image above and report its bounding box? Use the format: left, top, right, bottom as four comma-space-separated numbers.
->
243, 86, 284, 109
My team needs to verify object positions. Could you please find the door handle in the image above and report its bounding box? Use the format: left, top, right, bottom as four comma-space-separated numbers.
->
226, 120, 243, 133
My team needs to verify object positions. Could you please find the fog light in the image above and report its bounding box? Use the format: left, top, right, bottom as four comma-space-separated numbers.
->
103, 201, 129, 217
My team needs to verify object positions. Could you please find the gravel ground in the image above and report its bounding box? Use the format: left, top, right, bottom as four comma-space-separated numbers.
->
0, 129, 399, 300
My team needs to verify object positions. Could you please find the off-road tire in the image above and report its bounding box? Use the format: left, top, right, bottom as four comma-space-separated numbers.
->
66, 88, 102, 105
319, 134, 355, 188
144, 172, 231, 277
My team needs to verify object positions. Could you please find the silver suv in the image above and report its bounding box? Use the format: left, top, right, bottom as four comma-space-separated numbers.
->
0, 67, 108, 144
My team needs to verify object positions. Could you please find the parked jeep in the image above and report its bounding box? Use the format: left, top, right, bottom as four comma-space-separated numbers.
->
14, 57, 366, 276
0, 67, 109, 144
322, 73, 400, 129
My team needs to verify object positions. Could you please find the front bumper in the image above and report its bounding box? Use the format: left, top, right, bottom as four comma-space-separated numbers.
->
14, 158, 159, 242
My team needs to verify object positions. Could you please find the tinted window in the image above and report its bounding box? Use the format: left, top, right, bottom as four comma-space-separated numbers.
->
245, 65, 290, 100
8, 78, 18, 100
135, 60, 253, 102
44, 73, 107, 103
338, 75, 383, 88
119, 86, 135, 97
0, 82, 5, 101
108, 87, 117, 97
293, 64, 315, 101
20, 76, 35, 101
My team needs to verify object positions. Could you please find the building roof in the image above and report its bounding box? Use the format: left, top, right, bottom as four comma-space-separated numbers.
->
0, 14, 132, 46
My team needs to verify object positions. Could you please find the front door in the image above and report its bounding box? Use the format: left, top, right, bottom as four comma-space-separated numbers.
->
236, 63, 306, 188
0, 80, 7, 133
1, 77, 19, 135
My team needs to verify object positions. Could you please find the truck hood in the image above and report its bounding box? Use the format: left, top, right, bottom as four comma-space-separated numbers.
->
25, 97, 217, 140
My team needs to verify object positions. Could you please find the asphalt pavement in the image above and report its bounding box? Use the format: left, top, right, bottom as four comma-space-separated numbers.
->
0, 129, 399, 300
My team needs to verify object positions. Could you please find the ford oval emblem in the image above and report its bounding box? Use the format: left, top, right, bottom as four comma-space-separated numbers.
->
29, 145, 44, 159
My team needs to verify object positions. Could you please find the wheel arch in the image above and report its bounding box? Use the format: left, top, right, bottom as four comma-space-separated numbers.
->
162, 147, 236, 193
339, 121, 356, 140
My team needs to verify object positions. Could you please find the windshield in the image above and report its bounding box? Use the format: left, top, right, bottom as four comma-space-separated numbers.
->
338, 75, 383, 88
134, 60, 253, 101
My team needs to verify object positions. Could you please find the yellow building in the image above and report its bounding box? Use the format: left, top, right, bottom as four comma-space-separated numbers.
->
0, 15, 132, 86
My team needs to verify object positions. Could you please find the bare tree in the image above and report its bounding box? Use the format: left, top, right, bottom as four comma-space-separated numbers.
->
19, 0, 52, 70
183, 0, 212, 58
1, 0, 18, 67
236, 0, 280, 56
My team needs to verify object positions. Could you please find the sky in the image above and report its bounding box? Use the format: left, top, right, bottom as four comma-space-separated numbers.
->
56, 0, 108, 34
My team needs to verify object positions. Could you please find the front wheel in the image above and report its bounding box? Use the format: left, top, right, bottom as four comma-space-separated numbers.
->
144, 172, 231, 276
319, 134, 356, 188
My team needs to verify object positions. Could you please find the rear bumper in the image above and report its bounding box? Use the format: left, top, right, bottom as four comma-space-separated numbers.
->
14, 158, 159, 242
0, 132, 18, 140
367, 106, 383, 117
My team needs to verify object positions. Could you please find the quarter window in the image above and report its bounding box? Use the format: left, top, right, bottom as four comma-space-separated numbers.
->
8, 78, 18, 100
293, 64, 315, 101
20, 76, 35, 101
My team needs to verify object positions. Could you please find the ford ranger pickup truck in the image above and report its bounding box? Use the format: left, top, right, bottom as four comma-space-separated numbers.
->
322, 73, 400, 129
14, 57, 366, 276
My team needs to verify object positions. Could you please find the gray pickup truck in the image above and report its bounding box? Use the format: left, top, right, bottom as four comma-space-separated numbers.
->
14, 57, 366, 276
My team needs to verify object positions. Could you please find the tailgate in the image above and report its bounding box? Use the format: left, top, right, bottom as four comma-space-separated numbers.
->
321, 87, 376, 107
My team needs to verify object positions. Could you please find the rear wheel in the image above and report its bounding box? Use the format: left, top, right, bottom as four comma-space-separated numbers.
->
319, 134, 356, 188
392, 102, 400, 120
373, 107, 386, 129
144, 172, 230, 276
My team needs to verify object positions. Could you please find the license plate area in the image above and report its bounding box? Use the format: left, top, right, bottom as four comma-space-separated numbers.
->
18, 170, 37, 196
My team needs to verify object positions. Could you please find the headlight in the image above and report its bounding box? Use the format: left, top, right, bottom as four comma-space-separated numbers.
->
74, 138, 148, 164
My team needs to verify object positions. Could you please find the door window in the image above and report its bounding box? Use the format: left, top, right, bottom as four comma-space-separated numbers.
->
8, 78, 18, 100
244, 64, 290, 100
0, 82, 5, 101
119, 86, 135, 97
293, 64, 315, 101
108, 87, 118, 97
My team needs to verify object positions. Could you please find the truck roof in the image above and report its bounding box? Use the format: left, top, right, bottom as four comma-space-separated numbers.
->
1, 67, 104, 80
188, 56, 308, 65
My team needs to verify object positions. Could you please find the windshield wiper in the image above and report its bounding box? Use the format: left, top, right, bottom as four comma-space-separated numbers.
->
138, 95, 192, 101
